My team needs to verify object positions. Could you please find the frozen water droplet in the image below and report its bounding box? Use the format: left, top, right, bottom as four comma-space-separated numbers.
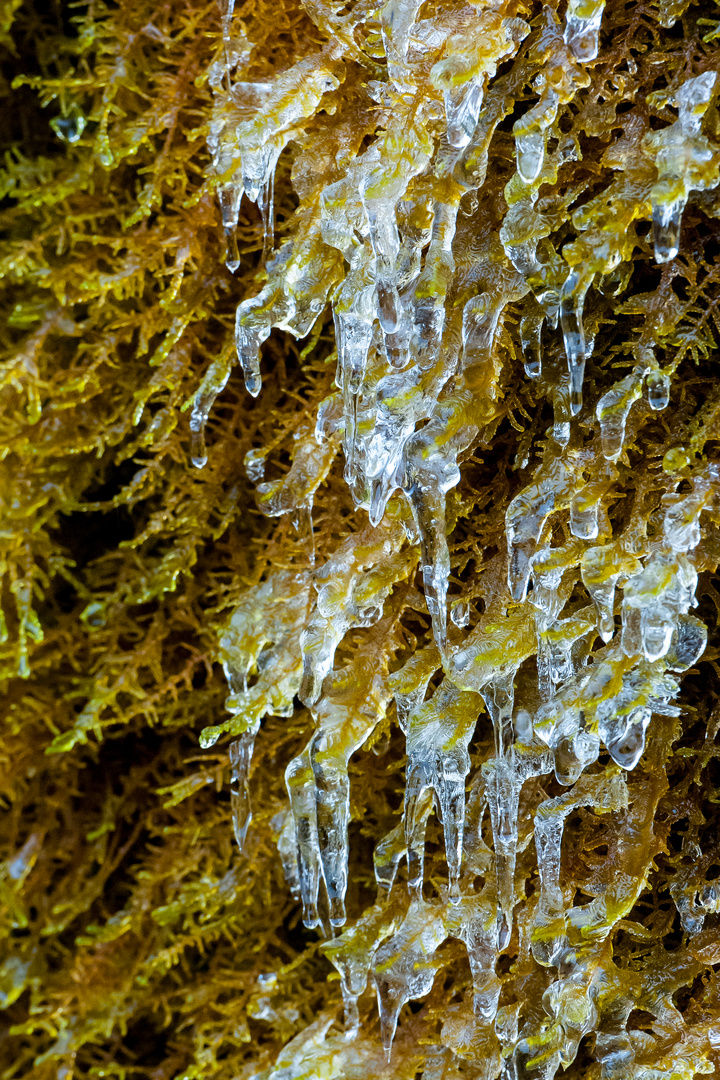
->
652, 196, 682, 263
606, 707, 651, 770
244, 447, 267, 483
190, 430, 208, 470
51, 105, 86, 144
570, 490, 599, 540
515, 131, 545, 184
647, 369, 670, 410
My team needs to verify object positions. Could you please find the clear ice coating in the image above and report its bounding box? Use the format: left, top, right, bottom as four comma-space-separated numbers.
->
563, 0, 605, 62
189, 353, 232, 468
643, 72, 720, 263
191, 1, 720, 1073
372, 899, 447, 1056
595, 369, 644, 460
403, 680, 481, 904
321, 902, 404, 1036
559, 268, 592, 415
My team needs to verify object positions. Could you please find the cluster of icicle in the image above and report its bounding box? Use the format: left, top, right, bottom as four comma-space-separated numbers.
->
191, 1, 720, 1076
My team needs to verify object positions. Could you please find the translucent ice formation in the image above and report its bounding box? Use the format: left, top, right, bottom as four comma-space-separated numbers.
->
187, 6, 720, 1077
372, 899, 448, 1055
644, 72, 720, 263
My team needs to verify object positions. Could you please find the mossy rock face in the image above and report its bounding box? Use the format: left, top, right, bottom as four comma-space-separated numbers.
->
2, 0, 720, 1077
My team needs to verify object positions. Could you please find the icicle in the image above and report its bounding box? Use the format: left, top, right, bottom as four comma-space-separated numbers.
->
552, 375, 572, 447
536, 609, 596, 702
204, 570, 310, 750
389, 645, 441, 734
595, 369, 644, 460
321, 903, 404, 1039
308, 667, 388, 928
372, 899, 447, 1058
364, 358, 445, 528
189, 353, 232, 468
311, 750, 351, 928
594, 997, 636, 1080
602, 706, 652, 770
333, 245, 375, 485
564, 0, 605, 62
570, 465, 615, 539
666, 613, 708, 673
404, 681, 481, 903
374, 823, 407, 900
229, 732, 255, 851
513, 89, 559, 184
429, 15, 528, 150
411, 198, 459, 366
446, 894, 501, 1020
291, 501, 315, 566
244, 447, 267, 483
520, 305, 544, 378
285, 749, 322, 929
402, 784, 435, 900
479, 671, 518, 920
532, 770, 628, 967
560, 268, 593, 415
581, 545, 622, 642
444, 79, 485, 149
462, 293, 503, 369
379, 0, 423, 89
298, 522, 413, 706
644, 72, 720, 264
272, 807, 301, 900
366, 202, 401, 335
255, 422, 339, 529
217, 180, 243, 272
570, 490, 597, 540
505, 454, 577, 602
402, 450, 458, 651
620, 552, 698, 662
235, 303, 273, 398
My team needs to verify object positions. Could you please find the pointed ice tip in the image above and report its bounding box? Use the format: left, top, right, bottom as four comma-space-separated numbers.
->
302, 903, 320, 929
191, 454, 208, 469
653, 244, 678, 264
225, 257, 240, 273
508, 577, 528, 603
329, 897, 346, 927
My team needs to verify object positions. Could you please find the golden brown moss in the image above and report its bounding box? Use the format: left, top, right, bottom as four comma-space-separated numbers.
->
1, 0, 720, 1078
